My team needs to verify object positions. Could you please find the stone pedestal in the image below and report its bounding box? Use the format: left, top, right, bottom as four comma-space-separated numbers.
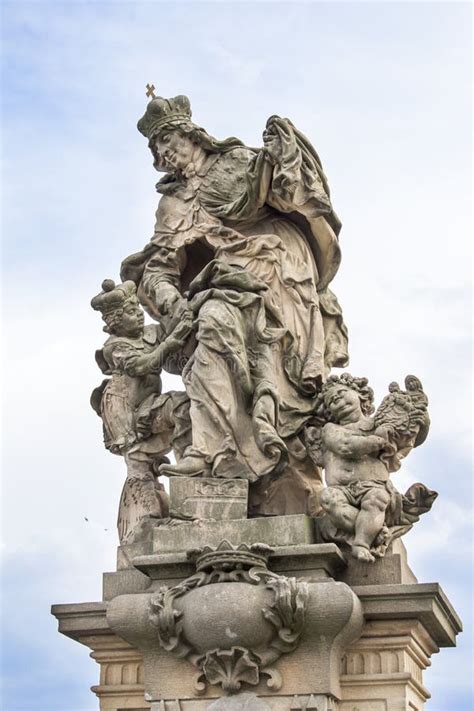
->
52, 579, 460, 711
169, 478, 249, 521
52, 481, 461, 710
51, 601, 150, 711
340, 583, 460, 711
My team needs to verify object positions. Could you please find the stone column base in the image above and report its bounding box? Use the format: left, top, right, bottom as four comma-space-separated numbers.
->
52, 579, 460, 710
51, 602, 150, 711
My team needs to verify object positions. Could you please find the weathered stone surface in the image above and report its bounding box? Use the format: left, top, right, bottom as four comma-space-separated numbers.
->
116, 535, 154, 570
131, 542, 344, 584
268, 543, 346, 580
107, 568, 363, 700
337, 539, 417, 587
152, 514, 315, 554
145, 542, 312, 695
206, 694, 271, 711
103, 567, 152, 601
307, 373, 435, 562
51, 601, 108, 639
90, 278, 192, 545
51, 601, 151, 711
54, 92, 461, 711
169, 477, 249, 521
341, 618, 437, 711
287, 697, 336, 711
354, 582, 462, 647
118, 93, 349, 518
149, 697, 336, 711
52, 578, 461, 710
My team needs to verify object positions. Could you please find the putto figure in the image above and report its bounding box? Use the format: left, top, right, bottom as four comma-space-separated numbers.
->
305, 374, 436, 562
121, 93, 349, 516
90, 279, 191, 543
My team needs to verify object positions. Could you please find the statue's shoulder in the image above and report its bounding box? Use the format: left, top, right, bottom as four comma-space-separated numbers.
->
321, 421, 338, 440
203, 147, 255, 201
102, 334, 145, 362
209, 146, 255, 174
227, 145, 255, 160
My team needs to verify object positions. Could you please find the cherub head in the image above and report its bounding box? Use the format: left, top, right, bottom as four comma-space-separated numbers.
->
91, 279, 144, 338
318, 374, 375, 424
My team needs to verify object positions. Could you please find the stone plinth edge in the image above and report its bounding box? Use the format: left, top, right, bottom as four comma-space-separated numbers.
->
132, 542, 346, 582
354, 582, 462, 647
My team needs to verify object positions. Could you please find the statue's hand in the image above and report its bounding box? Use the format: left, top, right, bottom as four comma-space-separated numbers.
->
155, 285, 192, 337
169, 307, 194, 346
157, 284, 182, 317
158, 297, 194, 354
262, 125, 281, 165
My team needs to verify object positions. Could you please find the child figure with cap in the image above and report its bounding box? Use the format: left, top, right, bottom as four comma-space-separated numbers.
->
91, 278, 192, 544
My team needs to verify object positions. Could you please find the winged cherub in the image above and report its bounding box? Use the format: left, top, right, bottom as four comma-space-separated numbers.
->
305, 373, 437, 562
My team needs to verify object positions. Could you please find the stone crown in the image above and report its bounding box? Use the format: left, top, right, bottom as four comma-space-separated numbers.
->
137, 95, 192, 140
91, 279, 137, 316
188, 540, 274, 572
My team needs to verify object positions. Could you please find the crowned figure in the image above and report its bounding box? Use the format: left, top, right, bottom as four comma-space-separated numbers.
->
121, 93, 349, 516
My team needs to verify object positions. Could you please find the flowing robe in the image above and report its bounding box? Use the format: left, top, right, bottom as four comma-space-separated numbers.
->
121, 117, 348, 515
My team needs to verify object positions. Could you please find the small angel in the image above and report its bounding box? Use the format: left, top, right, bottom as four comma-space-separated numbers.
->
305, 373, 436, 562
90, 279, 193, 544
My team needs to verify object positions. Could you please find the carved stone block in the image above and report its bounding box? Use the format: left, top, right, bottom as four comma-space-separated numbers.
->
52, 557, 461, 709
337, 539, 417, 587
152, 514, 315, 554
206, 694, 270, 711
169, 477, 249, 521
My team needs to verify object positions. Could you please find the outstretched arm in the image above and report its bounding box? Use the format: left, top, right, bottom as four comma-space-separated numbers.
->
109, 317, 192, 378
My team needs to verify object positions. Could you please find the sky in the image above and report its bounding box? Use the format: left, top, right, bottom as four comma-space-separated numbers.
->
1, 1, 472, 709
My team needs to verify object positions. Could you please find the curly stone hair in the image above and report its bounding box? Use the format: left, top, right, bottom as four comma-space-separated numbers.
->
314, 373, 375, 423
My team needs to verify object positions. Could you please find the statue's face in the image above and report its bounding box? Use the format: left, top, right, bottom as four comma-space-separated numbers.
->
325, 384, 362, 422
115, 298, 144, 338
153, 130, 197, 172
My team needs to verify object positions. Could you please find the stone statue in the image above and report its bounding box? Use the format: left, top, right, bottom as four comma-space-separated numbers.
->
305, 373, 437, 562
90, 278, 192, 543
56, 93, 460, 711
120, 94, 349, 517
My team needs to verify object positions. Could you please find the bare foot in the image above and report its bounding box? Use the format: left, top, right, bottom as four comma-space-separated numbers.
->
352, 544, 375, 563
372, 525, 391, 558
159, 454, 209, 478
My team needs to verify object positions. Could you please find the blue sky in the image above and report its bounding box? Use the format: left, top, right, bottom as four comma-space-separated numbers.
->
1, 1, 472, 709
